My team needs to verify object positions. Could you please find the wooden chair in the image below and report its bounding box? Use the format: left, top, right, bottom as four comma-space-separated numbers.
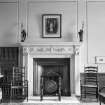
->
10, 66, 28, 101
81, 65, 99, 101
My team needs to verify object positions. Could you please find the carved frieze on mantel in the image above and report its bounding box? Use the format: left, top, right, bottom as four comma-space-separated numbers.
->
23, 46, 74, 54
22, 42, 81, 55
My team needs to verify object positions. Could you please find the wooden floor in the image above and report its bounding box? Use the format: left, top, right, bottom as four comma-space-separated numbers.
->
0, 102, 100, 105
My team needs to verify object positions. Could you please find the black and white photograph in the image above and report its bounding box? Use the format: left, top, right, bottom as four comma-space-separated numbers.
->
0, 0, 105, 105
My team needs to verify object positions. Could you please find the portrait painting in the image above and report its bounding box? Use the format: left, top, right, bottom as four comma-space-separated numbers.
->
42, 14, 61, 38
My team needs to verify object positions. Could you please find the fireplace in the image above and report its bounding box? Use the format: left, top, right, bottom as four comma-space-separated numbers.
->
33, 58, 70, 96
22, 42, 81, 97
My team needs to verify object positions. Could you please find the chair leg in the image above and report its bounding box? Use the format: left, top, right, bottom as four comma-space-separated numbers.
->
27, 86, 28, 102
58, 93, 61, 101
84, 87, 86, 98
40, 94, 43, 101
80, 86, 82, 101
96, 88, 98, 101
10, 87, 12, 102
100, 101, 101, 105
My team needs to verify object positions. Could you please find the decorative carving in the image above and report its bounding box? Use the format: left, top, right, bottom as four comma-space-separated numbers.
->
29, 47, 34, 53
22, 43, 81, 56
74, 46, 80, 55
24, 46, 74, 54
23, 47, 28, 55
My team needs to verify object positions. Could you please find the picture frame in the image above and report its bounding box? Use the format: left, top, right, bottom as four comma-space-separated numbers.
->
42, 14, 61, 38
95, 56, 105, 64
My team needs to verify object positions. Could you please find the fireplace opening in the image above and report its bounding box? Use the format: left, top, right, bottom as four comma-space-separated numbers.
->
33, 58, 71, 96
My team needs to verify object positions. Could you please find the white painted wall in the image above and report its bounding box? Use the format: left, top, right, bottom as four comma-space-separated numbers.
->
87, 1, 105, 72
0, 0, 17, 2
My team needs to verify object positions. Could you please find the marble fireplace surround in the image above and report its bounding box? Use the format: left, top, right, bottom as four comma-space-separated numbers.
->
22, 42, 81, 97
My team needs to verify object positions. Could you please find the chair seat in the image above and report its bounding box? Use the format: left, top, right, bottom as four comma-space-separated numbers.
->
99, 92, 105, 97
99, 91, 105, 105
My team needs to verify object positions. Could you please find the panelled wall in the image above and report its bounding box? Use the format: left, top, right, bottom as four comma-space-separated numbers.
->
0, 1, 19, 43
0, 0, 105, 72
27, 1, 77, 42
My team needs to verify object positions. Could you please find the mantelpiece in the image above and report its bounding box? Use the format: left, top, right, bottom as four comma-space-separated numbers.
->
21, 42, 82, 97
21, 42, 81, 47
21, 42, 81, 55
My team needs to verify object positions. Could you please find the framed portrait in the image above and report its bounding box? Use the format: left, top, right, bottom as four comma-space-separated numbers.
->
42, 14, 61, 38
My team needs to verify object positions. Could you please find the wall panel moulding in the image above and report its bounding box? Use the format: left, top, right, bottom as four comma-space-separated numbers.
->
27, 0, 77, 2
0, 0, 18, 3
87, 0, 105, 2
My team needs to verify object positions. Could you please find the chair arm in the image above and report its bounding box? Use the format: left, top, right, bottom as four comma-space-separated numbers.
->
11, 80, 28, 86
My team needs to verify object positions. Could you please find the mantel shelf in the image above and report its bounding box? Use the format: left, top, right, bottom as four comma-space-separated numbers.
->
0, 42, 21, 47
0, 42, 82, 47
20, 41, 82, 47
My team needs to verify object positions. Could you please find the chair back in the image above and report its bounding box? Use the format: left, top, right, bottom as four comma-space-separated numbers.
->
84, 65, 98, 85
12, 66, 26, 86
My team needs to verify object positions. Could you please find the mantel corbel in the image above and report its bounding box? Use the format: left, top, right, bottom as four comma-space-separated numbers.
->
23, 47, 29, 55
73, 45, 80, 55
